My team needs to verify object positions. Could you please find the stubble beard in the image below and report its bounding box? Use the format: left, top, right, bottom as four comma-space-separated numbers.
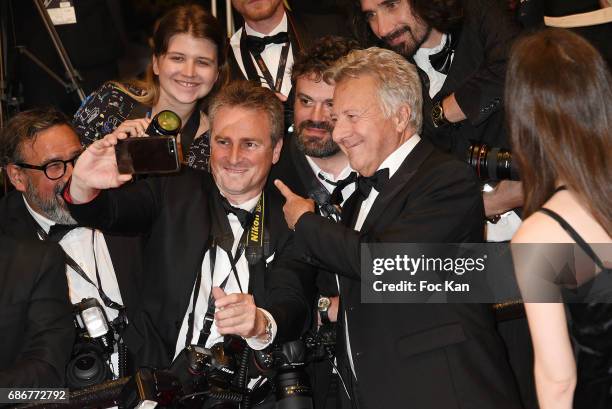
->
295, 121, 340, 158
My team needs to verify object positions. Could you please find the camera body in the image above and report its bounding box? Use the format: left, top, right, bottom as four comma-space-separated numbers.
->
66, 298, 120, 390
254, 325, 337, 409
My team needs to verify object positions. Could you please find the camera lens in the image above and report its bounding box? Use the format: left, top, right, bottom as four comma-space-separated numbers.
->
275, 370, 313, 409
466, 143, 520, 181
66, 351, 111, 389
146, 110, 182, 137
157, 111, 181, 133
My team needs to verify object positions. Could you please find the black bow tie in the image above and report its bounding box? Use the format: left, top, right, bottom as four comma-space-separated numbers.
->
48, 223, 79, 242
357, 168, 390, 198
329, 172, 358, 206
221, 197, 254, 229
246, 32, 289, 55
429, 34, 454, 75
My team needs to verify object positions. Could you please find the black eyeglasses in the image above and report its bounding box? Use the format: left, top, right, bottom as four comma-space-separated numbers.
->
15, 150, 83, 180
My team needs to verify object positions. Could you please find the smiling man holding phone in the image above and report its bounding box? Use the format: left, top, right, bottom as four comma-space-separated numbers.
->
64, 81, 315, 377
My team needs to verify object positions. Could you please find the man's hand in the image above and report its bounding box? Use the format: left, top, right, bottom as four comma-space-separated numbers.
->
274, 180, 315, 230
212, 287, 268, 340
483, 180, 524, 217
70, 132, 133, 203
442, 93, 467, 123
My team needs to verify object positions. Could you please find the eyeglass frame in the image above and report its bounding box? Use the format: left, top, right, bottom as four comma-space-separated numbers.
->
14, 149, 84, 181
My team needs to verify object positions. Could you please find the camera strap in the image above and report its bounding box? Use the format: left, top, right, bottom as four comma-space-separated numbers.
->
240, 28, 290, 93
186, 192, 266, 348
35, 223, 125, 314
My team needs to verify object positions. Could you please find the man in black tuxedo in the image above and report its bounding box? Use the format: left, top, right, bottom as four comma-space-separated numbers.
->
0, 108, 143, 384
0, 235, 74, 387
349, 3, 536, 405
269, 35, 360, 409
65, 81, 313, 373
275, 48, 523, 409
350, 0, 523, 226
228, 0, 350, 129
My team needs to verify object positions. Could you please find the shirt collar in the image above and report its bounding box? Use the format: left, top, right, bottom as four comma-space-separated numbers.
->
244, 12, 288, 37
305, 155, 354, 183
221, 191, 262, 212
414, 34, 447, 68
376, 133, 421, 179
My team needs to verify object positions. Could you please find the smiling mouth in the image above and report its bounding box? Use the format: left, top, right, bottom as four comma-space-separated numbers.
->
224, 167, 248, 174
305, 127, 330, 135
175, 80, 200, 88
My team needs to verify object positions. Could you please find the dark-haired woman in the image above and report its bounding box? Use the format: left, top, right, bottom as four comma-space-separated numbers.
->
508, 28, 612, 409
73, 4, 228, 171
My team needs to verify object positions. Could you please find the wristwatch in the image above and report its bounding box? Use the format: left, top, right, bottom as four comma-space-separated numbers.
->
431, 100, 450, 128
318, 296, 332, 325
260, 312, 273, 343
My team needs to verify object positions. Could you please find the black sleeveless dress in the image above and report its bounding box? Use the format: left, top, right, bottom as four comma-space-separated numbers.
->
539, 207, 612, 409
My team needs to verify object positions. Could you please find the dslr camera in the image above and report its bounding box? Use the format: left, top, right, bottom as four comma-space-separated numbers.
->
66, 298, 125, 389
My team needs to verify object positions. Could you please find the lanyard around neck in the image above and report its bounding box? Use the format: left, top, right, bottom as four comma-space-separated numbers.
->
239, 28, 291, 93
35, 224, 124, 312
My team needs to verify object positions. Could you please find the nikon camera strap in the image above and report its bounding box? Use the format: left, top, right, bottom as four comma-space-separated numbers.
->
186, 193, 266, 348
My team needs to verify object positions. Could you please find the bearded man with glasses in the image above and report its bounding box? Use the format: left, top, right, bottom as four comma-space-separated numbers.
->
0, 108, 143, 385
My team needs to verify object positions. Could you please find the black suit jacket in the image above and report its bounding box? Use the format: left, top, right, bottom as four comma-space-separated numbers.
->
0, 191, 143, 324
0, 235, 74, 387
270, 134, 341, 409
67, 168, 314, 368
420, 0, 520, 159
269, 133, 341, 297
294, 139, 523, 409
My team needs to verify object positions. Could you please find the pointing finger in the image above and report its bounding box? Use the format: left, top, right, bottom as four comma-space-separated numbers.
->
274, 179, 296, 200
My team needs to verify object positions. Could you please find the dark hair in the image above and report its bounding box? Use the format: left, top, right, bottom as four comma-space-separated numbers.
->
349, 0, 463, 46
0, 108, 74, 166
117, 3, 228, 107
291, 35, 361, 83
208, 81, 284, 146
506, 28, 612, 235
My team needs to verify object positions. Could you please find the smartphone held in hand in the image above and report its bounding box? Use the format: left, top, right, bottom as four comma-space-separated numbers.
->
115, 136, 181, 175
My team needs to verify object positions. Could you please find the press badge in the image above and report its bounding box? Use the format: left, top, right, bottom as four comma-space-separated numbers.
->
46, 0, 77, 26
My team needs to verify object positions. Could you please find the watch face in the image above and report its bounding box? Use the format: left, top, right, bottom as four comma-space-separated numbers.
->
318, 297, 331, 310
432, 104, 443, 119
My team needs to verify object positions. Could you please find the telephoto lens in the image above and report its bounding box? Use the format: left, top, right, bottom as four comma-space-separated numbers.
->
145, 110, 182, 137
466, 143, 520, 181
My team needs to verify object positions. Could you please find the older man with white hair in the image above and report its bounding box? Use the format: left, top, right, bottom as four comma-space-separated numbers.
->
275, 47, 522, 409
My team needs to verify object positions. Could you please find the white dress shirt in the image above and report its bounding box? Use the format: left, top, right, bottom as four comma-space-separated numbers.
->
305, 156, 356, 202
413, 34, 451, 99
174, 193, 277, 359
343, 134, 421, 379
24, 196, 124, 377
229, 13, 294, 97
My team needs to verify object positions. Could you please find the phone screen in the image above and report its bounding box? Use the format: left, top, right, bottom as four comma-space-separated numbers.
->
115, 136, 180, 174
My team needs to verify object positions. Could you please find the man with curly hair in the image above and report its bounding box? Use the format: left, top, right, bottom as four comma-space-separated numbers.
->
270, 35, 360, 409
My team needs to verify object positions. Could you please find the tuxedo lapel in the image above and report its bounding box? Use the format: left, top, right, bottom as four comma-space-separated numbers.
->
0, 191, 43, 241
228, 48, 248, 81
436, 26, 464, 99
359, 140, 434, 234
